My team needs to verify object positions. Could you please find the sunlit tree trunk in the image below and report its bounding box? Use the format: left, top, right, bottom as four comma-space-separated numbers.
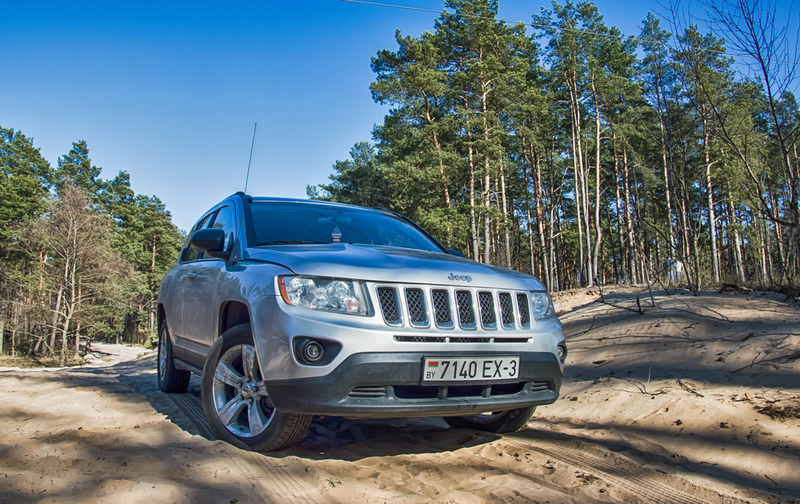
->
499, 157, 511, 268
702, 110, 720, 283
612, 132, 626, 282
623, 146, 637, 284
568, 74, 587, 285
591, 77, 602, 283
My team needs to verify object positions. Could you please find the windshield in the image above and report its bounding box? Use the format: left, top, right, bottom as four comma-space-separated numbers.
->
249, 201, 445, 252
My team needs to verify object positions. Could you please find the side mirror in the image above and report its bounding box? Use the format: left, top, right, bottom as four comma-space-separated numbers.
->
190, 228, 230, 260
448, 249, 465, 258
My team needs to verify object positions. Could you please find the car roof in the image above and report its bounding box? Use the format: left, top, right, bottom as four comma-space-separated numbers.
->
244, 195, 384, 212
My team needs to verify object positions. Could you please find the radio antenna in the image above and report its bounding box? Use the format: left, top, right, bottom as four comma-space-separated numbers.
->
244, 122, 257, 193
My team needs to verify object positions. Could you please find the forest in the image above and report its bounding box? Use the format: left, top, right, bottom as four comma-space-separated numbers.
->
0, 132, 183, 362
309, 0, 800, 295
3, 0, 799, 362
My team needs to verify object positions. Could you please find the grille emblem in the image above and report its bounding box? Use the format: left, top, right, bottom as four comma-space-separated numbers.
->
448, 273, 472, 282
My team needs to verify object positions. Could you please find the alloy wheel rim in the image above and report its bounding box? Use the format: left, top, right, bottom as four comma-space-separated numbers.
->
211, 344, 274, 437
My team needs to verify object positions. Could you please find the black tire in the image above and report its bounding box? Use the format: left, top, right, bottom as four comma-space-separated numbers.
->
157, 323, 190, 393
443, 406, 536, 433
201, 324, 312, 452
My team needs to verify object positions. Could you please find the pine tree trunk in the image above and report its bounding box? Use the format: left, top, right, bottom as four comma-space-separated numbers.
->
656, 78, 676, 261
522, 147, 536, 276
0, 299, 5, 355
568, 75, 586, 286
499, 157, 511, 268
703, 111, 720, 283
482, 114, 492, 265
424, 93, 452, 246
465, 108, 480, 262
74, 283, 82, 359
549, 148, 558, 291
591, 78, 602, 284
762, 216, 772, 284
534, 151, 549, 289
60, 259, 77, 366
10, 302, 16, 357
49, 283, 64, 356
623, 146, 637, 284
612, 132, 626, 282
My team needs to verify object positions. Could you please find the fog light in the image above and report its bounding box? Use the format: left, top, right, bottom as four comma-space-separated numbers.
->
298, 339, 324, 363
557, 343, 567, 364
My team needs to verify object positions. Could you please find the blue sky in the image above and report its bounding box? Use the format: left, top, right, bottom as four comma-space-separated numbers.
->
0, 0, 780, 232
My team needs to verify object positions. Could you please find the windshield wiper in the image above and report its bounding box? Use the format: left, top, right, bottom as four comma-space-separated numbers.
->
258, 240, 327, 246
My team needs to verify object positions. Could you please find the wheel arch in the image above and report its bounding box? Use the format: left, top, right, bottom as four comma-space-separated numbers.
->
218, 301, 252, 340
157, 304, 168, 336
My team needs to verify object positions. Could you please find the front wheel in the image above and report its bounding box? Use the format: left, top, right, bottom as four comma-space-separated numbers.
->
443, 406, 536, 433
201, 324, 312, 452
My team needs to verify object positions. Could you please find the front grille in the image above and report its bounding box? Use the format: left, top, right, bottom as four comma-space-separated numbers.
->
498, 292, 515, 328
378, 287, 401, 325
431, 289, 452, 326
456, 290, 476, 328
373, 283, 536, 334
406, 288, 427, 325
478, 291, 496, 328
517, 293, 530, 327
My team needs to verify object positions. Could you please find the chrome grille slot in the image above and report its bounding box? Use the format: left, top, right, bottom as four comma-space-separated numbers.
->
498, 292, 515, 328
450, 336, 491, 343
394, 336, 446, 343
494, 337, 530, 343
377, 287, 401, 325
455, 290, 476, 329
478, 291, 497, 329
431, 289, 453, 327
516, 293, 530, 327
405, 288, 428, 326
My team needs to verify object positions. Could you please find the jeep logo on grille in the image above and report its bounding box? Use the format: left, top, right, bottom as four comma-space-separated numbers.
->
448, 273, 472, 282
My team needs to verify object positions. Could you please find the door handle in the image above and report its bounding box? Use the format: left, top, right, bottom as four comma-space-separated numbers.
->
186, 272, 197, 280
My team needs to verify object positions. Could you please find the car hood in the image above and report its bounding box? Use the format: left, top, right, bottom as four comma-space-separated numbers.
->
244, 244, 545, 290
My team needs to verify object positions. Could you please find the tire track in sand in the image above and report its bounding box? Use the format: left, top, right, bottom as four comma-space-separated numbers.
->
165, 385, 334, 504
503, 435, 749, 504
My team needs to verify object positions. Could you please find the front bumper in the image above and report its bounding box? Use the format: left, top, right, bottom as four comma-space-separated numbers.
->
266, 351, 562, 418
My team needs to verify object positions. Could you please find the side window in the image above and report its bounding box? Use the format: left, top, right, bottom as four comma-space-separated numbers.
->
183, 213, 213, 262
210, 206, 236, 252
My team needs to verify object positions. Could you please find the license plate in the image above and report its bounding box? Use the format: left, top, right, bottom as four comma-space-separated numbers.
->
422, 356, 520, 383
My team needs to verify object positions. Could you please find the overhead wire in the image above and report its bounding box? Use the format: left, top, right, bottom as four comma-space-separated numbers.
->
336, 0, 800, 66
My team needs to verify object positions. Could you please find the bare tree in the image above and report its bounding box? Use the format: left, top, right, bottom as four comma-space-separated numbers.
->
704, 0, 800, 280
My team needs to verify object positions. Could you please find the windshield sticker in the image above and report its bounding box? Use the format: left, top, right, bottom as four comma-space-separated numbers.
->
332, 226, 342, 243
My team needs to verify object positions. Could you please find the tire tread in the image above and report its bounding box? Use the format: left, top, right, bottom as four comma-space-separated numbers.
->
159, 326, 191, 393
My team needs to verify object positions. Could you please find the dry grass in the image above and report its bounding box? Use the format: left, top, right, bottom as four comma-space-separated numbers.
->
0, 355, 87, 369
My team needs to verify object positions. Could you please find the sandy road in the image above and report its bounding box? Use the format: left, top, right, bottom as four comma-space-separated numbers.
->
1, 290, 798, 503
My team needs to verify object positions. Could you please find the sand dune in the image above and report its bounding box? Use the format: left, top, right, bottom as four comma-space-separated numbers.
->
1, 290, 797, 503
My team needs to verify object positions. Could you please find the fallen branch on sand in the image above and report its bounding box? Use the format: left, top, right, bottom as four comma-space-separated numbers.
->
677, 379, 705, 398
596, 282, 645, 314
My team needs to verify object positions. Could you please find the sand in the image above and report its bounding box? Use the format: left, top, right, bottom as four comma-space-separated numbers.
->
1, 289, 798, 503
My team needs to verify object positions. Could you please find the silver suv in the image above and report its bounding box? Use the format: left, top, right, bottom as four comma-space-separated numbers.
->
157, 193, 566, 452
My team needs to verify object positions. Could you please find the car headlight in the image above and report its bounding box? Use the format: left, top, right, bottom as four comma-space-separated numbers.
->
278, 276, 368, 315
530, 291, 555, 320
